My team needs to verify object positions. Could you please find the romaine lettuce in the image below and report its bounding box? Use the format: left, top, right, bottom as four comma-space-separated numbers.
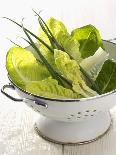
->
71, 24, 103, 58
61, 35, 81, 61
6, 47, 50, 89
26, 77, 79, 99
38, 17, 81, 62
38, 17, 69, 67
95, 59, 116, 93
54, 49, 97, 97
6, 15, 116, 99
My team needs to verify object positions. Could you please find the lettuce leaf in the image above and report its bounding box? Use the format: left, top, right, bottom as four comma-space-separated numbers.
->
38, 17, 81, 62
6, 47, 49, 88
54, 49, 97, 97
44, 17, 69, 44
71, 24, 103, 58
26, 77, 79, 99
80, 47, 109, 80
61, 35, 81, 61
95, 59, 116, 93
38, 17, 69, 67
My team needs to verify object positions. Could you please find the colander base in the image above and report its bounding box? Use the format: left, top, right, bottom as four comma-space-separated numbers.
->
34, 111, 111, 144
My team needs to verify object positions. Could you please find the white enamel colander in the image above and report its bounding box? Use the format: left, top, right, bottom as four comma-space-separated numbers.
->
1, 40, 116, 144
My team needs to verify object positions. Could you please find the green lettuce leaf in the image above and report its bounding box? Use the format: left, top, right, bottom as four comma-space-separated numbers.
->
38, 17, 81, 62
44, 17, 69, 44
80, 47, 109, 80
54, 49, 97, 97
71, 24, 103, 58
26, 77, 79, 99
61, 35, 81, 61
95, 59, 116, 93
6, 47, 49, 88
38, 17, 69, 67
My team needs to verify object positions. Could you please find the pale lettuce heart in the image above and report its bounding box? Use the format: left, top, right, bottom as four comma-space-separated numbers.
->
26, 77, 79, 99
6, 47, 50, 89
80, 47, 109, 80
54, 49, 97, 97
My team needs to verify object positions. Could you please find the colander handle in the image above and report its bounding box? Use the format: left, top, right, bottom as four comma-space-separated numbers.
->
1, 84, 23, 102
1, 84, 48, 108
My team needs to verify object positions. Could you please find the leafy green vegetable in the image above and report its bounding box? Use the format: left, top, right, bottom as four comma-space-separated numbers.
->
71, 24, 103, 58
33, 10, 64, 51
6, 47, 50, 88
44, 17, 69, 44
37, 16, 100, 93
80, 47, 109, 80
36, 40, 55, 67
37, 17, 68, 66
26, 77, 78, 99
38, 17, 81, 62
95, 59, 116, 93
23, 26, 72, 88
61, 35, 81, 61
5, 14, 116, 99
54, 49, 97, 97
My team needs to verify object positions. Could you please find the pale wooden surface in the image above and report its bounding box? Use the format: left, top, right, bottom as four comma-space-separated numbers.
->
0, 91, 116, 155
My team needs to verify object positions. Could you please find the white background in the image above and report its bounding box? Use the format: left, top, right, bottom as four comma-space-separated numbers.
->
0, 0, 116, 96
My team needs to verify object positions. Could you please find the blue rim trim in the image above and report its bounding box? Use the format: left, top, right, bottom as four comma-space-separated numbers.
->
8, 40, 116, 102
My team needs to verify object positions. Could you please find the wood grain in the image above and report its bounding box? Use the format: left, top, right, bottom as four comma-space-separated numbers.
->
0, 95, 62, 155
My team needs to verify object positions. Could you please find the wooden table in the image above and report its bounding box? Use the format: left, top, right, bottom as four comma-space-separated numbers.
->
0, 91, 116, 155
